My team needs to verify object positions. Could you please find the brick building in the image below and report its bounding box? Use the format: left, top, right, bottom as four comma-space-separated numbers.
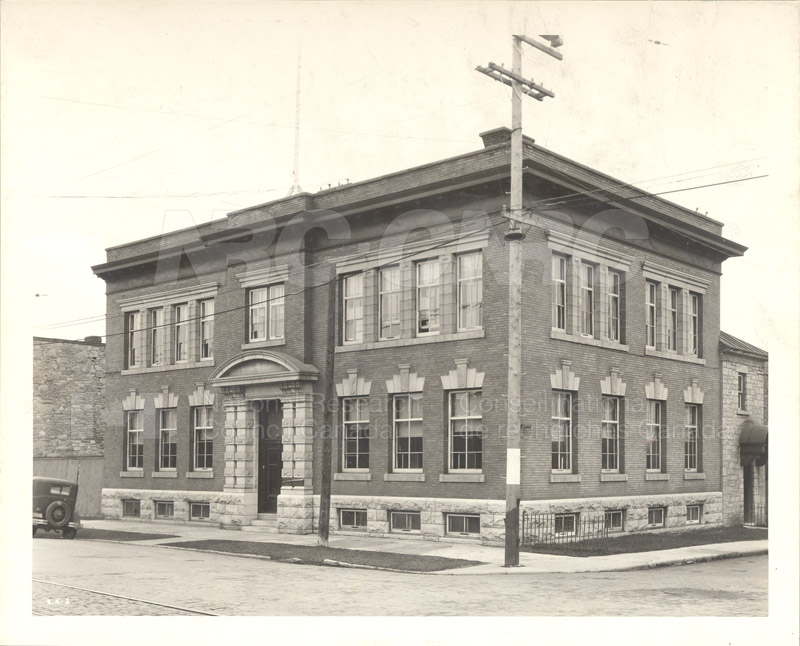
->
92, 127, 747, 542
719, 332, 768, 526
33, 336, 106, 516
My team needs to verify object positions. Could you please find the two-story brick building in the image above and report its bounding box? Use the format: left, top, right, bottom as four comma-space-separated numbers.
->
92, 127, 747, 542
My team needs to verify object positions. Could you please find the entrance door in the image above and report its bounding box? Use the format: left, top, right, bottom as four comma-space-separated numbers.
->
257, 400, 283, 514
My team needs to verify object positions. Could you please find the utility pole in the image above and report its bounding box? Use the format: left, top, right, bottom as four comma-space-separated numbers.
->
287, 47, 303, 197
317, 264, 336, 546
477, 34, 563, 567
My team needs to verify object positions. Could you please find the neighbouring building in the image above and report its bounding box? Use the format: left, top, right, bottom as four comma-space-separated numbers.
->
91, 127, 748, 542
720, 331, 768, 526
33, 336, 106, 517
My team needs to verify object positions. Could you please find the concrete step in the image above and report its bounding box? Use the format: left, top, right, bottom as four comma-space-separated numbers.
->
257, 513, 277, 521
241, 524, 279, 534
250, 518, 277, 527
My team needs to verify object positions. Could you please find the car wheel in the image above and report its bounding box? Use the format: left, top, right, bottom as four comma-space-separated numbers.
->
45, 501, 71, 529
62, 527, 77, 540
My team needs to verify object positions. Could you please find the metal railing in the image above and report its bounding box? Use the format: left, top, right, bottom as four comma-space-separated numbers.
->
744, 504, 768, 528
521, 511, 608, 547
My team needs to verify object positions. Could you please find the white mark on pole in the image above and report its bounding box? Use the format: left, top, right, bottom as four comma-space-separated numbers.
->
506, 448, 521, 485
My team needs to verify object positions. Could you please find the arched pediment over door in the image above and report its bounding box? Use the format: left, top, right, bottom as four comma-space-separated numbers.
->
209, 350, 319, 388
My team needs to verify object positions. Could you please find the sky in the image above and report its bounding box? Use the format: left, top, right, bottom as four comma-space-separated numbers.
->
2, 0, 799, 638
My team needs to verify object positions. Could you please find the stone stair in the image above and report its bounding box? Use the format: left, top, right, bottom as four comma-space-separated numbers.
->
241, 513, 279, 534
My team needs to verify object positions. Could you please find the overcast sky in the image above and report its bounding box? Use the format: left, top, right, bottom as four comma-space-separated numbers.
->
3, 1, 799, 638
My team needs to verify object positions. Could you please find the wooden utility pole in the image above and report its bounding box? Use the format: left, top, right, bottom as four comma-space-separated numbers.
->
477, 34, 562, 567
317, 264, 336, 546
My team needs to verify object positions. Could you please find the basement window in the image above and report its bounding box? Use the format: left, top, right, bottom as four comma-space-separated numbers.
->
647, 507, 666, 527
339, 509, 367, 530
605, 510, 624, 532
390, 511, 421, 533
190, 502, 210, 520
686, 505, 702, 525
445, 514, 480, 536
155, 501, 174, 519
122, 499, 141, 517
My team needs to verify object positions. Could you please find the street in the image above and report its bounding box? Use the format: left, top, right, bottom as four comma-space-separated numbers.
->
32, 539, 768, 616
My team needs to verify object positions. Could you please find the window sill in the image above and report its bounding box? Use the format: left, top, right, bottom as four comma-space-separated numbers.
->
645, 472, 670, 481
684, 471, 706, 480
122, 360, 215, 375
334, 472, 372, 481
550, 329, 629, 353
336, 328, 484, 353
242, 338, 285, 350
550, 473, 581, 483
439, 473, 485, 483
600, 473, 628, 482
737, 409, 750, 416
151, 471, 177, 479
120, 471, 144, 478
384, 473, 426, 482
186, 471, 214, 479
644, 347, 706, 365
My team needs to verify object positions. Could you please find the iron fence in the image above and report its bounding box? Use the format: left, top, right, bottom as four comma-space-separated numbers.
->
744, 504, 768, 528
521, 511, 608, 547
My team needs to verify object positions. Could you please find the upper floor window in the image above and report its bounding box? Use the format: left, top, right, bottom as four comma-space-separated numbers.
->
646, 400, 663, 472
343, 273, 364, 344
601, 396, 619, 472
342, 397, 369, 470
689, 293, 700, 356
667, 288, 679, 351
579, 263, 595, 337
684, 404, 699, 472
416, 259, 440, 335
150, 308, 163, 366
551, 391, 573, 472
248, 284, 284, 342
646, 281, 657, 348
393, 393, 423, 470
200, 299, 214, 359
457, 252, 482, 330
449, 390, 483, 471
173, 303, 188, 362
159, 409, 177, 470
737, 373, 747, 411
126, 410, 143, 470
379, 266, 401, 340
552, 255, 567, 330
193, 406, 213, 471
607, 271, 621, 342
125, 313, 139, 368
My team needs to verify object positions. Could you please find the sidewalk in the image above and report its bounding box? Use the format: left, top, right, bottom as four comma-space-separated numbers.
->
80, 518, 768, 575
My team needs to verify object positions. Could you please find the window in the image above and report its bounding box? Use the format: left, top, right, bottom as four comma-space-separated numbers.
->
607, 271, 621, 341
173, 303, 188, 362
416, 259, 440, 335
737, 373, 747, 411
200, 299, 214, 359
122, 499, 141, 517
552, 255, 567, 330
342, 397, 369, 470
646, 281, 657, 348
393, 393, 423, 470
551, 392, 573, 472
689, 293, 700, 355
555, 513, 577, 535
339, 509, 367, 530
601, 397, 619, 472
390, 511, 421, 533
126, 312, 139, 368
248, 285, 284, 342
126, 410, 143, 470
343, 273, 364, 343
667, 288, 678, 351
647, 507, 665, 527
379, 266, 401, 339
150, 308, 163, 366
580, 263, 594, 336
646, 400, 663, 471
605, 510, 624, 532
155, 501, 174, 518
446, 514, 481, 536
193, 407, 213, 470
684, 404, 699, 472
686, 504, 702, 524
457, 252, 482, 330
449, 390, 483, 471
190, 502, 210, 520
159, 409, 177, 470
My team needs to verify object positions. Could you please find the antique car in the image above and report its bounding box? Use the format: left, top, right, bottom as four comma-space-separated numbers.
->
32, 476, 81, 539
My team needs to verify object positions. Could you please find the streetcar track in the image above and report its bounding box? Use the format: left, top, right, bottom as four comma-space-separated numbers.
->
32, 578, 217, 616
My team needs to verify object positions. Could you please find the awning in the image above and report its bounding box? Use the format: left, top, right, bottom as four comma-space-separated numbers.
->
740, 422, 768, 465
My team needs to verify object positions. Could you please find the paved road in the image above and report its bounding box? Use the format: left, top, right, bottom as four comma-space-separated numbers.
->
32, 540, 767, 616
